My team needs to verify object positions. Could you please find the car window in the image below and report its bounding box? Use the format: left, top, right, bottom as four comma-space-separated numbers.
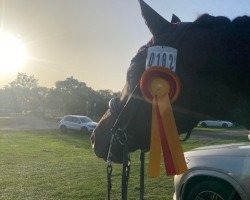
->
72, 117, 81, 124
64, 116, 71, 122
80, 117, 92, 123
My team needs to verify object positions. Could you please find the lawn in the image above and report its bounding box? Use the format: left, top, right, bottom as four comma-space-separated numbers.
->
0, 129, 248, 200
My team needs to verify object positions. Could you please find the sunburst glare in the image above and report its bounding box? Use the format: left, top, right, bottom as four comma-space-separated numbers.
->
0, 30, 28, 75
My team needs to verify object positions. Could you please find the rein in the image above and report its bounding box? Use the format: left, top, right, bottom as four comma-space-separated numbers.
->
106, 85, 145, 200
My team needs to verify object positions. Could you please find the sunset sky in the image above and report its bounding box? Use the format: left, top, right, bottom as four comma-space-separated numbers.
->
0, 0, 249, 91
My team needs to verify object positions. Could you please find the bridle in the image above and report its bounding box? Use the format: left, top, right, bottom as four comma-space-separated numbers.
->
106, 84, 147, 200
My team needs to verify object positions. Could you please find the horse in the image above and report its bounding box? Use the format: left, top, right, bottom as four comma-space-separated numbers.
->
91, 0, 250, 163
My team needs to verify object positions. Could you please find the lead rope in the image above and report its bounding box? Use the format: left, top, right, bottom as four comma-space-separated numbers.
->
121, 136, 130, 200
106, 130, 131, 200
107, 141, 145, 200
107, 164, 112, 200
140, 150, 145, 200
107, 134, 115, 200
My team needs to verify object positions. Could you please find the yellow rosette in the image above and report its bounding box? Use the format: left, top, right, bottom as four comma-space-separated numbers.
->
140, 67, 187, 177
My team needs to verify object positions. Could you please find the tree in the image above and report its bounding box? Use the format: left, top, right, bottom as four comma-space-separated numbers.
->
0, 73, 120, 118
9, 72, 38, 89
48, 76, 92, 115
4, 73, 42, 114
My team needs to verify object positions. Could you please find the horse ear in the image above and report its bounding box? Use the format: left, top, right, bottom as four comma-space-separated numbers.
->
171, 14, 181, 23
138, 0, 172, 37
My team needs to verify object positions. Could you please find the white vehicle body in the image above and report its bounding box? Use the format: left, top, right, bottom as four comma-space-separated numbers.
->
198, 120, 235, 128
59, 115, 97, 133
174, 143, 250, 200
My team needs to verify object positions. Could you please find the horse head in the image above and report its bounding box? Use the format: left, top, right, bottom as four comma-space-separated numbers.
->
91, 0, 250, 163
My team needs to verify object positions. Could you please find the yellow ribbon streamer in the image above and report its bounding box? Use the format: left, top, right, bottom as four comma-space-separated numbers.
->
158, 94, 187, 175
148, 98, 161, 177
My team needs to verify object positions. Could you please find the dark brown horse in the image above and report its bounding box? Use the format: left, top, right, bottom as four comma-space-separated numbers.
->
91, 0, 250, 163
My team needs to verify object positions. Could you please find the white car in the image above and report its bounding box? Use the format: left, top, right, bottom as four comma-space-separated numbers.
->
198, 120, 235, 128
173, 143, 250, 200
59, 115, 97, 134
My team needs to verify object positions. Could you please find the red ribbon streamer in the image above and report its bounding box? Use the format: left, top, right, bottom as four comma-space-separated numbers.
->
154, 96, 176, 175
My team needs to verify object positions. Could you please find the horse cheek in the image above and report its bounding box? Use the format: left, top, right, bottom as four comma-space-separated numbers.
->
91, 110, 114, 160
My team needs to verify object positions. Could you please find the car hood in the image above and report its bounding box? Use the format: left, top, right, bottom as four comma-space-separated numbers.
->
176, 143, 250, 200
185, 143, 250, 158
185, 143, 250, 178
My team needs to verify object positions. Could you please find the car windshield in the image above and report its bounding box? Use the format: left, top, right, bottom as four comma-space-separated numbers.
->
79, 117, 93, 123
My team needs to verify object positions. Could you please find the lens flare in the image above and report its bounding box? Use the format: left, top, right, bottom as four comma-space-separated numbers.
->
0, 30, 28, 75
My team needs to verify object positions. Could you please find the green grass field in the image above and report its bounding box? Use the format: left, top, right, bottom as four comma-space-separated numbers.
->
0, 129, 248, 200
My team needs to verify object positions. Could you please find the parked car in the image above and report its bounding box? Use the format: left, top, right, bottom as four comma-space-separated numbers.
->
173, 143, 250, 200
59, 115, 97, 134
198, 120, 235, 128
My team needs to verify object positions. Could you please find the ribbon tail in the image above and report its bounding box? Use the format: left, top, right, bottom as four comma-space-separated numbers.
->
158, 95, 188, 175
155, 97, 176, 176
148, 98, 161, 177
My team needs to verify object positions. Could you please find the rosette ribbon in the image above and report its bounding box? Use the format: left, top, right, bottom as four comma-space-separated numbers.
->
140, 67, 187, 177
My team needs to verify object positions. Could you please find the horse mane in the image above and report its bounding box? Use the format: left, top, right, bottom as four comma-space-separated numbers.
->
127, 13, 250, 96
194, 14, 250, 29
232, 15, 250, 26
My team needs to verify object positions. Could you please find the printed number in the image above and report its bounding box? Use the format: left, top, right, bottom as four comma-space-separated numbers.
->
148, 52, 175, 70
156, 53, 161, 66
149, 53, 155, 66
162, 53, 166, 67
169, 54, 173, 70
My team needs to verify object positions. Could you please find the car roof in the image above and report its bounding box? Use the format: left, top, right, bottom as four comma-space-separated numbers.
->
64, 115, 89, 118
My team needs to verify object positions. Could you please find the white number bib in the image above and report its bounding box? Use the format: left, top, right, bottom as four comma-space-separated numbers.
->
145, 46, 177, 72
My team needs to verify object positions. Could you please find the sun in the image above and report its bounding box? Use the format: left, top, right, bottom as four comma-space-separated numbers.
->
0, 30, 28, 75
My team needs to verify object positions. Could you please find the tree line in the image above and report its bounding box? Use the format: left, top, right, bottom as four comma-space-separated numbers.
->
0, 73, 120, 118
